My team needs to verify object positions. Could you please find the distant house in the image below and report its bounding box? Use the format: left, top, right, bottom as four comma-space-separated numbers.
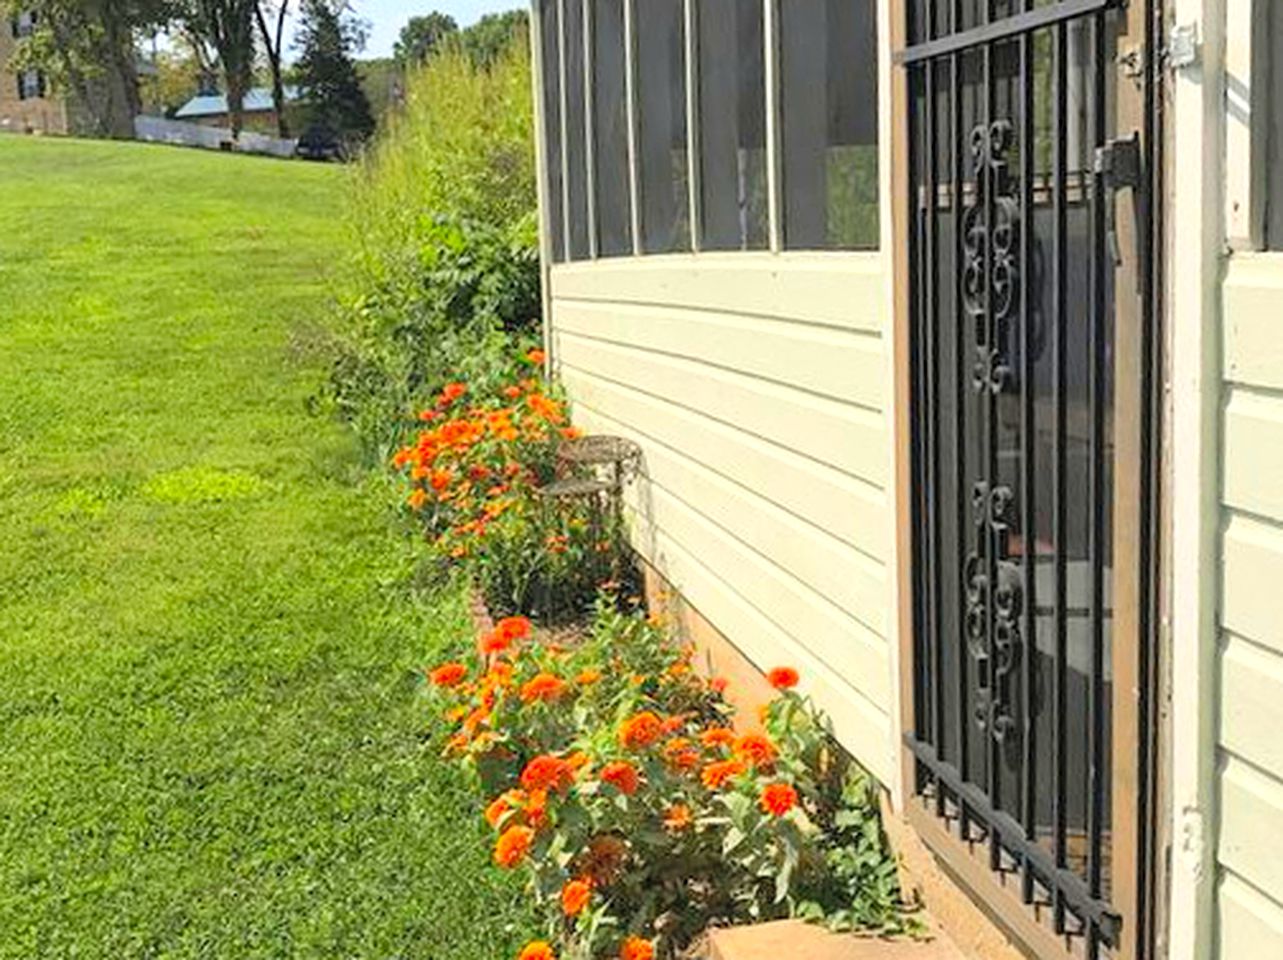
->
0, 12, 67, 135
173, 86, 301, 134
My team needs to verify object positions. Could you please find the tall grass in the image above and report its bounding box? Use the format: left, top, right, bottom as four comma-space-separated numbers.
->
328, 35, 542, 459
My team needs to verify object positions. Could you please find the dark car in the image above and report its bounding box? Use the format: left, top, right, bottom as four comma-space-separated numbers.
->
295, 124, 346, 162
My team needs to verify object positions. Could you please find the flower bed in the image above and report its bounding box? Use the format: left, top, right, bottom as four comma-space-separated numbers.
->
425, 596, 914, 960
392, 348, 636, 622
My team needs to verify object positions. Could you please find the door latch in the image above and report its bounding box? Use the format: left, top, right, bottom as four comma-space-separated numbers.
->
1094, 134, 1143, 266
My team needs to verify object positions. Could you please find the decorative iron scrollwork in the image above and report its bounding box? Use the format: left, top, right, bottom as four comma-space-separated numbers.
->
961, 119, 1025, 748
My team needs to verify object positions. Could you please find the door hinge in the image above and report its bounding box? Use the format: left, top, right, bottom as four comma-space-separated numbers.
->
1094, 133, 1143, 191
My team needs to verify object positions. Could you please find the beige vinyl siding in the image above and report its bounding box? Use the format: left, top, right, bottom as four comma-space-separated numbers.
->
548, 253, 893, 782
1216, 254, 1283, 957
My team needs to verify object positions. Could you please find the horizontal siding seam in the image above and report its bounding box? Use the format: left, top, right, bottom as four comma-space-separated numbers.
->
556, 326, 884, 412
552, 293, 886, 336
638, 478, 890, 662
1222, 504, 1283, 538
637, 511, 892, 729
1224, 381, 1283, 404
1220, 628, 1283, 665
560, 360, 888, 491
572, 395, 888, 570
1219, 865, 1283, 921
1219, 744, 1283, 793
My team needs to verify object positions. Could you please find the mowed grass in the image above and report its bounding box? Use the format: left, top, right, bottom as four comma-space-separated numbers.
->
0, 137, 530, 958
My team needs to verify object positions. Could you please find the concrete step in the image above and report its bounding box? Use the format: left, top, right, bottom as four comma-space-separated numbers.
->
707, 920, 964, 960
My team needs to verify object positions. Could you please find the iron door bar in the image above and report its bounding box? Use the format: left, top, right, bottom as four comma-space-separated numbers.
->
895, 0, 1119, 63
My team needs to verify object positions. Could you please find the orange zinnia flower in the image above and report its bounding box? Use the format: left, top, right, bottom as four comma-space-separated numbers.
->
767, 666, 800, 690
526, 347, 547, 365
407, 488, 427, 510
493, 825, 534, 868
709, 676, 729, 694
701, 759, 747, 790
518, 940, 556, 960
659, 715, 685, 734
600, 760, 640, 796
520, 754, 574, 793
663, 803, 693, 832
478, 629, 511, 655
484, 791, 519, 829
733, 733, 778, 768
438, 382, 467, 404
759, 782, 799, 817
561, 878, 592, 917
700, 727, 735, 750
620, 936, 655, 960
428, 662, 467, 687
494, 615, 533, 642
618, 711, 663, 750
575, 668, 602, 685
520, 672, 567, 704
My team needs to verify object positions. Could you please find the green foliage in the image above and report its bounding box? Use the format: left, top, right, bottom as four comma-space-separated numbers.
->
394, 10, 458, 64
456, 9, 529, 66
294, 0, 376, 145
329, 35, 538, 457
0, 136, 532, 958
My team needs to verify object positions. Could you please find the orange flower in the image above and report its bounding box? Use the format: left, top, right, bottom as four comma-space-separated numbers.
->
699, 727, 735, 750
438, 381, 467, 404
525, 788, 549, 829
560, 426, 583, 440
520, 672, 567, 704
484, 792, 517, 829
576, 668, 602, 685
659, 715, 685, 734
600, 760, 640, 796
493, 825, 534, 868
618, 711, 663, 750
526, 347, 547, 365
407, 488, 427, 510
702, 759, 747, 790
520, 754, 574, 793
518, 941, 556, 960
759, 782, 799, 817
487, 661, 515, 686
661, 737, 700, 772
503, 385, 523, 399
709, 676, 729, 694
733, 733, 778, 768
495, 615, 533, 642
620, 937, 655, 960
428, 662, 467, 687
561, 878, 592, 917
663, 803, 693, 832
767, 666, 800, 690
478, 629, 511, 655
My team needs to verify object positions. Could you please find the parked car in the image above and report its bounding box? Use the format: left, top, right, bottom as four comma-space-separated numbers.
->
294, 124, 345, 162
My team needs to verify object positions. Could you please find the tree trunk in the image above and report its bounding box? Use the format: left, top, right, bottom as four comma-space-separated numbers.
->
254, 2, 291, 138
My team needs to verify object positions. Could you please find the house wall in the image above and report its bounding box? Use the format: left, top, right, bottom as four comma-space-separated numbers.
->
1214, 253, 1283, 958
0, 31, 67, 135
547, 252, 896, 783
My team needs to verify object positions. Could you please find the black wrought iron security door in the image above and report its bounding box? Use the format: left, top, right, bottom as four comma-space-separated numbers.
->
898, 1, 1159, 957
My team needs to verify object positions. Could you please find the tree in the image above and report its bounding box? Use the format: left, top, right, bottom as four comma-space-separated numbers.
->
457, 10, 527, 67
139, 37, 204, 115
294, 0, 374, 148
1, 0, 174, 137
253, 0, 290, 137
393, 11, 455, 66
185, 0, 256, 137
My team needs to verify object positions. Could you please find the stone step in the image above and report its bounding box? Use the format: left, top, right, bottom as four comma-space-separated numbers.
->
707, 920, 965, 960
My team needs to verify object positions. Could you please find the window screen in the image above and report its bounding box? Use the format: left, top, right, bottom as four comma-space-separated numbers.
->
592, 0, 632, 256
779, 0, 880, 250
540, 0, 566, 262
635, 0, 690, 254
562, 0, 591, 260
697, 0, 768, 251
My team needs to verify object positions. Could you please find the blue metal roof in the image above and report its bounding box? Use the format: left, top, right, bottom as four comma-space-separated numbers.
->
174, 86, 300, 119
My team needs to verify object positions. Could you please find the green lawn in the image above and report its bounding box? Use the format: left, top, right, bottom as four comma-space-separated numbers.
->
0, 137, 529, 958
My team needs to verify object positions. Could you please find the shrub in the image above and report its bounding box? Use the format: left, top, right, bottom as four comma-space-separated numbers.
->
392, 354, 633, 622
328, 36, 539, 458
425, 598, 915, 960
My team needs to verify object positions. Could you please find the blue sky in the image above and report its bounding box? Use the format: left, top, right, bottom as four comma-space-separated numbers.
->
291, 1, 524, 61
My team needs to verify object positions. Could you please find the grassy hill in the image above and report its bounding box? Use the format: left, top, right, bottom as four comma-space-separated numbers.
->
0, 137, 530, 958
